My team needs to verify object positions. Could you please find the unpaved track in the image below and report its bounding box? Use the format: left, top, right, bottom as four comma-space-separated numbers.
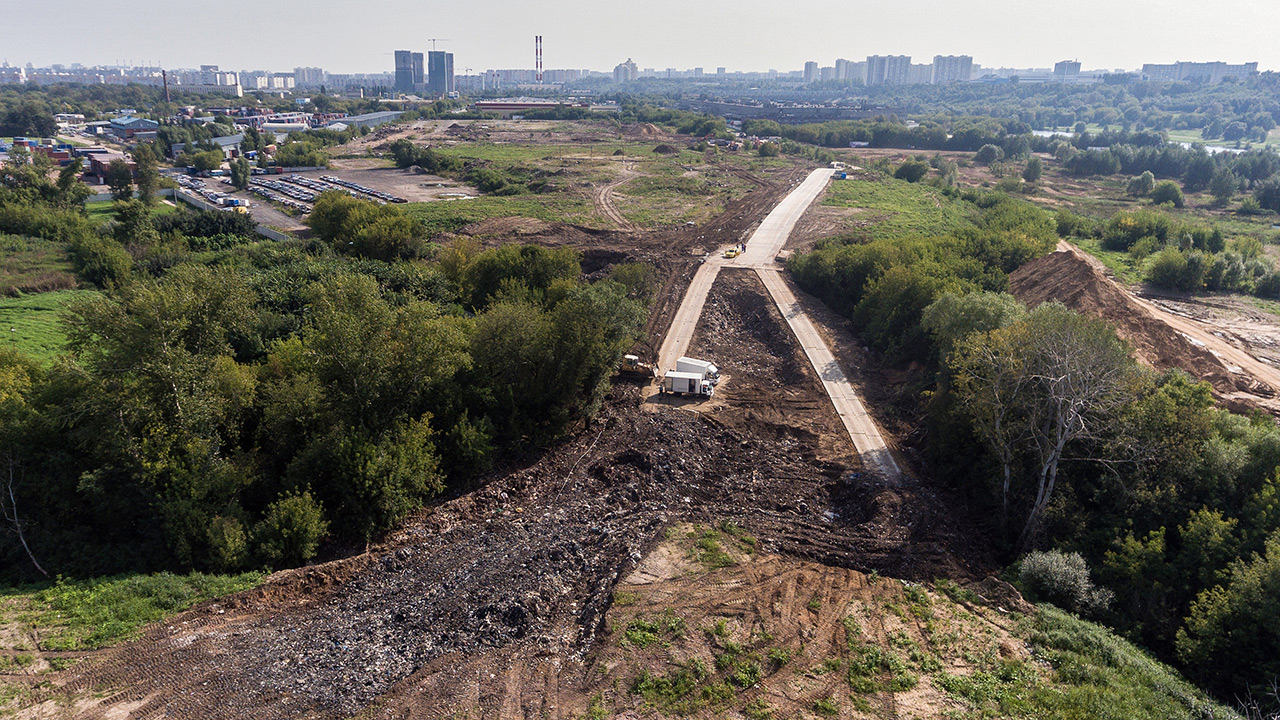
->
593, 162, 639, 231
1061, 241, 1280, 410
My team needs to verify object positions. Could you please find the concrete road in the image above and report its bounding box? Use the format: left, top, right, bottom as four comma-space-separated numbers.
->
656, 255, 728, 375
656, 168, 833, 373
756, 267, 901, 479
652, 166, 900, 479
730, 168, 834, 267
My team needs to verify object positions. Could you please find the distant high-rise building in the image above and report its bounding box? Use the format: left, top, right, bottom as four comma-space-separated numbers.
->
819, 66, 836, 82
694, 67, 704, 78
613, 58, 638, 83
1141, 60, 1257, 83
294, 67, 325, 88
427, 51, 454, 95
908, 63, 933, 85
932, 55, 973, 84
1054, 60, 1082, 80
866, 55, 911, 86
803, 61, 819, 84
716, 67, 726, 76
394, 50, 414, 92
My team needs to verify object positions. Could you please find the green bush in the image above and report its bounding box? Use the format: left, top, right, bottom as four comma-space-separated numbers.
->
1018, 550, 1113, 615
1151, 180, 1185, 208
894, 159, 930, 183
254, 493, 329, 565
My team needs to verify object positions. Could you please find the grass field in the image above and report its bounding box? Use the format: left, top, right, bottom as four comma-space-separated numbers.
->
821, 176, 975, 241
85, 199, 179, 224
406, 195, 604, 236
0, 571, 265, 652
0, 289, 96, 363
0, 234, 77, 295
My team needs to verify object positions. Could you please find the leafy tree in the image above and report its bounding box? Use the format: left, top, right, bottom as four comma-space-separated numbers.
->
1127, 171, 1156, 197
1253, 177, 1280, 212
55, 157, 90, 209
974, 144, 1004, 164
950, 303, 1136, 549
1151, 180, 1185, 208
105, 159, 134, 202
191, 150, 224, 174
0, 100, 56, 137
1022, 156, 1043, 183
1183, 154, 1216, 192
920, 291, 1026, 359
229, 157, 251, 191
132, 144, 160, 205
758, 142, 779, 157
1177, 530, 1280, 708
1209, 168, 1238, 206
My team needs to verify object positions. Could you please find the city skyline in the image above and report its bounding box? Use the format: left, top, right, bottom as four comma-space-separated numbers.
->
5, 0, 1279, 76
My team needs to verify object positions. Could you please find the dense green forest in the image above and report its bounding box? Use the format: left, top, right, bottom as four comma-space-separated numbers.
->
0, 154, 649, 580
790, 172, 1280, 711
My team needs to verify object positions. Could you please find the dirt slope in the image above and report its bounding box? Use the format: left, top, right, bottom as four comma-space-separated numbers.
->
1010, 245, 1280, 415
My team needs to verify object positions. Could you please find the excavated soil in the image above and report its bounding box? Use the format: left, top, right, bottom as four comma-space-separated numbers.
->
1010, 246, 1280, 415
355, 530, 1031, 719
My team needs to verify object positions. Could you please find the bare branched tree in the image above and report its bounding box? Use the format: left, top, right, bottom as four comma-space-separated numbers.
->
951, 303, 1135, 551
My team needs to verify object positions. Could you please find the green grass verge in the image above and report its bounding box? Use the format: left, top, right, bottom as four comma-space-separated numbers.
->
938, 605, 1242, 719
0, 289, 96, 364
1, 571, 265, 651
1071, 235, 1146, 285
821, 177, 974, 241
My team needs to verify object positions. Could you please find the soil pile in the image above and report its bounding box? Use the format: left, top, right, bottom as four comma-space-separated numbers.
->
652, 144, 678, 155
1010, 248, 1277, 410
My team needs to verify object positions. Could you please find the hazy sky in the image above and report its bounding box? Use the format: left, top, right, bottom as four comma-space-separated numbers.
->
9, 0, 1280, 74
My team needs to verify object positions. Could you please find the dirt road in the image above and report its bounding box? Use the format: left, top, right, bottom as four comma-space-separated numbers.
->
1054, 241, 1280, 414
593, 161, 639, 231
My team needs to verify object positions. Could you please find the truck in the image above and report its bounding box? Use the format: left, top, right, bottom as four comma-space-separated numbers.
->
661, 371, 713, 397
618, 354, 656, 379
676, 356, 720, 385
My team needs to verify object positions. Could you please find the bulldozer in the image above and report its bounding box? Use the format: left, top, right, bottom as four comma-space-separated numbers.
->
618, 354, 656, 379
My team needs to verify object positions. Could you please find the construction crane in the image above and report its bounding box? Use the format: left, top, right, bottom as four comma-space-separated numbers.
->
426, 39, 450, 51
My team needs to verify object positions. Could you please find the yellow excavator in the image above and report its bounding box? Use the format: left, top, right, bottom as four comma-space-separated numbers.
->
618, 354, 656, 379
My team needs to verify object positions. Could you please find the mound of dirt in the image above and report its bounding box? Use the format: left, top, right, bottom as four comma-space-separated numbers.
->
1010, 248, 1276, 410
652, 144, 678, 155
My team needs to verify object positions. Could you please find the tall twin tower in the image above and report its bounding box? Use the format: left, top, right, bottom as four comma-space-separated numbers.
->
393, 49, 454, 96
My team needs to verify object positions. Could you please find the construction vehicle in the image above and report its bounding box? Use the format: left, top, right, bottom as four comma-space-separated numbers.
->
676, 356, 720, 385
618, 354, 656, 379
661, 371, 713, 397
